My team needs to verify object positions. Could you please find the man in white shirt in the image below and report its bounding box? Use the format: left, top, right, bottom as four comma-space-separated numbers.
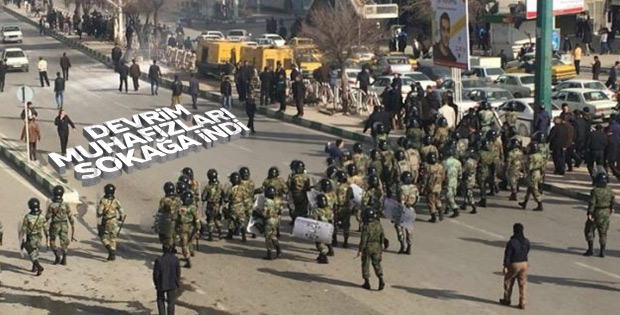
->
438, 100, 456, 130
38, 57, 50, 87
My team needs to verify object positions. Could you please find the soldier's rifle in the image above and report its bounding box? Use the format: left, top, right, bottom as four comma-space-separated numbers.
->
117, 214, 127, 237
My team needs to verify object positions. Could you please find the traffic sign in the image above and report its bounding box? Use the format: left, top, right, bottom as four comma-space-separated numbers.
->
16, 85, 34, 103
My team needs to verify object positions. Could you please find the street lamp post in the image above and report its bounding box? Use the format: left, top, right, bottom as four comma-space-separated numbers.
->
534, 0, 552, 114
103, 0, 125, 46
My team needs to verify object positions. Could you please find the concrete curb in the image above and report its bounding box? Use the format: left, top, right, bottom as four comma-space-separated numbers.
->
542, 182, 589, 202
0, 135, 80, 207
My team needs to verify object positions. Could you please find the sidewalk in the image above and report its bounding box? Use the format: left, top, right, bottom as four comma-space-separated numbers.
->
543, 164, 620, 202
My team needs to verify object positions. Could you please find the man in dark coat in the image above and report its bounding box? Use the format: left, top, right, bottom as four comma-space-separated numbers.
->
548, 117, 568, 175
572, 110, 588, 168
259, 66, 272, 106
586, 124, 608, 176
363, 106, 392, 140
111, 45, 122, 72
54, 109, 76, 155
532, 105, 550, 136
129, 59, 141, 91
59, 52, 71, 81
245, 91, 257, 134
292, 75, 305, 117
189, 73, 200, 109
118, 60, 129, 93
153, 246, 181, 315
592, 56, 601, 80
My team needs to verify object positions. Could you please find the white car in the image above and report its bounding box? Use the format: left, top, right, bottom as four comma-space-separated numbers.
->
496, 98, 562, 136
553, 79, 616, 100
552, 88, 617, 119
369, 75, 414, 99
337, 68, 375, 88
227, 29, 251, 42
257, 34, 285, 46
373, 55, 413, 75
2, 25, 23, 43
399, 71, 436, 90
467, 66, 505, 82
2, 48, 29, 72
200, 30, 225, 39
348, 45, 375, 62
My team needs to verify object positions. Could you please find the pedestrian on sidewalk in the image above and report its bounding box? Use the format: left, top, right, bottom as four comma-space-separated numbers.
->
499, 223, 529, 310
188, 73, 199, 109
20, 101, 38, 120
245, 90, 257, 134
54, 72, 65, 108
220, 76, 232, 110
600, 30, 609, 55
59, 52, 71, 81
292, 75, 305, 117
0, 60, 7, 93
591, 56, 601, 80
149, 60, 162, 95
604, 126, 620, 180
111, 44, 122, 72
275, 73, 287, 112
38, 57, 50, 87
129, 59, 141, 91
153, 245, 181, 315
606, 61, 619, 90
572, 44, 582, 75
586, 124, 607, 176
54, 109, 76, 155
21, 117, 41, 161
170, 75, 183, 107
562, 35, 572, 53
533, 105, 550, 136
259, 66, 271, 106
118, 60, 129, 93
549, 117, 568, 175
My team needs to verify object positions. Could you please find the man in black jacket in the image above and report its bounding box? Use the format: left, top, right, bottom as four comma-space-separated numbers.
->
54, 109, 76, 155
292, 75, 305, 117
149, 60, 162, 96
572, 110, 587, 167
171, 75, 183, 108
499, 223, 530, 310
586, 124, 608, 177
363, 106, 391, 141
591, 56, 601, 80
548, 117, 568, 175
259, 66, 271, 106
60, 52, 71, 81
0, 60, 6, 93
118, 60, 129, 93
220, 77, 232, 110
111, 44, 122, 72
54, 72, 65, 109
153, 246, 181, 315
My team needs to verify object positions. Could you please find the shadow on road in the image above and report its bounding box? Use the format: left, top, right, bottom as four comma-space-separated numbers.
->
391, 285, 499, 306
490, 272, 620, 293
459, 237, 620, 258
257, 267, 360, 288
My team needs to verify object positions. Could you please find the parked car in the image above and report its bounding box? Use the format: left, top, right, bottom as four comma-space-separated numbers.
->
398, 71, 436, 90
464, 87, 513, 108
492, 73, 534, 98
257, 33, 286, 46
348, 45, 375, 63
373, 55, 413, 75
2, 47, 29, 72
496, 98, 562, 136
553, 79, 615, 100
438, 78, 488, 90
2, 24, 23, 43
416, 64, 452, 84
227, 29, 251, 42
505, 55, 577, 83
369, 75, 414, 98
192, 31, 224, 50
551, 88, 616, 119
466, 66, 505, 81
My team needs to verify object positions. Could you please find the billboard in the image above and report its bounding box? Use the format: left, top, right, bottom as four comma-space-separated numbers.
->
526, 0, 584, 19
432, 0, 470, 70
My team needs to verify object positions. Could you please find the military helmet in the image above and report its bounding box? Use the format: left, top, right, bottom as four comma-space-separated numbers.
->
367, 174, 380, 188
527, 142, 538, 155
423, 135, 432, 146
104, 184, 116, 198
319, 178, 333, 192
164, 181, 176, 195
336, 170, 348, 183
427, 153, 438, 164
268, 166, 279, 178
28, 197, 41, 213
353, 142, 363, 153
207, 168, 218, 181
343, 150, 353, 161
595, 172, 608, 188
479, 100, 491, 109
370, 149, 381, 161
178, 175, 190, 186
509, 138, 522, 150
229, 172, 241, 185
409, 117, 421, 129
395, 150, 406, 161
326, 166, 338, 179
486, 129, 498, 140
443, 146, 455, 158
532, 131, 546, 144
376, 123, 386, 134
437, 116, 448, 128
294, 160, 306, 174
181, 191, 193, 205
378, 139, 389, 151
397, 136, 407, 148
367, 165, 378, 176
52, 185, 64, 200
346, 163, 357, 177
481, 139, 492, 151
404, 137, 415, 149
316, 194, 328, 208
239, 167, 251, 180
176, 181, 189, 194
326, 157, 336, 166
361, 207, 377, 224
400, 171, 413, 185
452, 130, 462, 140
182, 167, 194, 180
264, 185, 277, 199
466, 146, 477, 158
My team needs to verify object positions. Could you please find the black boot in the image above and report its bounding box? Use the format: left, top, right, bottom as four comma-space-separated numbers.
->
31, 263, 36, 272
450, 210, 459, 218
275, 241, 282, 259
533, 202, 543, 211
599, 244, 606, 258
438, 209, 444, 221
53, 250, 61, 265
478, 199, 487, 208
207, 232, 213, 241
362, 279, 371, 290
509, 193, 517, 201
470, 205, 477, 214
263, 250, 273, 260
518, 200, 527, 210
225, 229, 233, 240
60, 253, 67, 266
398, 243, 405, 254
405, 244, 411, 255
332, 237, 338, 248
317, 253, 329, 264
34, 260, 44, 276
342, 236, 349, 249
241, 231, 247, 242
583, 241, 593, 256
460, 203, 466, 210
378, 277, 385, 291
106, 246, 114, 261
443, 207, 450, 215
327, 245, 335, 257
428, 213, 437, 223
185, 258, 192, 268
109, 250, 116, 261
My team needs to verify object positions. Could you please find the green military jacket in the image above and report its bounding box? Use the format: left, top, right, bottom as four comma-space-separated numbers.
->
397, 184, 419, 207
588, 187, 614, 214
443, 157, 462, 188
359, 220, 384, 251
46, 201, 75, 226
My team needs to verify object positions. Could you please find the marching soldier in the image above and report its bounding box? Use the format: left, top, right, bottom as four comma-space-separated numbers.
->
201, 169, 225, 241
406, 117, 424, 150
420, 135, 439, 164
425, 153, 444, 222
396, 172, 418, 254
583, 173, 615, 257
478, 101, 494, 134
46, 185, 75, 266
357, 206, 386, 291
460, 147, 478, 215
97, 184, 126, 261
260, 186, 282, 260
224, 172, 248, 242
454, 132, 469, 161
21, 198, 48, 276
342, 151, 354, 170
518, 143, 545, 211
488, 130, 504, 196
369, 149, 384, 186
261, 167, 288, 237
334, 171, 352, 248
502, 102, 518, 127
378, 140, 395, 197
239, 167, 256, 237
361, 174, 383, 229
177, 191, 200, 268
404, 138, 421, 184
375, 123, 388, 143
314, 194, 334, 263
442, 149, 462, 218
347, 164, 365, 189
506, 138, 524, 201
477, 139, 495, 208
157, 182, 180, 248
352, 143, 370, 175
288, 160, 311, 223
325, 165, 339, 189
433, 117, 450, 149
394, 150, 412, 183
182, 167, 200, 206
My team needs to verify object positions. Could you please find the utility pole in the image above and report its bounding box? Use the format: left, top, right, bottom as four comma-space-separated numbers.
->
233, 0, 239, 19
103, 0, 124, 46
534, 0, 552, 114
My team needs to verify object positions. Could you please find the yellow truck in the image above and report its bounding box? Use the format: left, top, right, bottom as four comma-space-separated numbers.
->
196, 40, 245, 77
505, 57, 576, 83
242, 45, 295, 77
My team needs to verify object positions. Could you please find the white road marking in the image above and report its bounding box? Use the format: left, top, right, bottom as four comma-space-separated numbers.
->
575, 262, 620, 280
0, 163, 46, 198
448, 219, 505, 240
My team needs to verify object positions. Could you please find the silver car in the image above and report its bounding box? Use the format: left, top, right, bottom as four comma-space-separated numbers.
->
464, 87, 514, 108
492, 74, 534, 98
552, 88, 616, 119
373, 56, 412, 75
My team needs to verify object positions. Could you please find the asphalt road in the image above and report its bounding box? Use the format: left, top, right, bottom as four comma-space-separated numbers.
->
0, 7, 619, 315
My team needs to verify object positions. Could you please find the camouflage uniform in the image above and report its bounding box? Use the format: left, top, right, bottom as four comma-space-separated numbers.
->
177, 203, 200, 259
352, 153, 370, 176
479, 109, 494, 134
504, 112, 518, 127
225, 184, 248, 235
362, 187, 384, 224
359, 220, 385, 281
288, 173, 311, 221
420, 145, 439, 190
442, 156, 462, 213
506, 147, 524, 195
461, 156, 478, 210
405, 148, 421, 183
426, 163, 444, 216
380, 148, 395, 196
201, 183, 224, 239
491, 138, 504, 187
522, 152, 544, 204
313, 201, 334, 256
396, 183, 418, 249
156, 196, 180, 248
262, 177, 288, 232
189, 179, 200, 206
585, 187, 614, 247
21, 212, 48, 263
455, 138, 469, 161
335, 181, 353, 243
406, 127, 424, 150
262, 198, 281, 253
46, 201, 75, 255
433, 126, 450, 149
395, 159, 412, 184
240, 179, 256, 220
477, 149, 495, 203
96, 196, 125, 252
